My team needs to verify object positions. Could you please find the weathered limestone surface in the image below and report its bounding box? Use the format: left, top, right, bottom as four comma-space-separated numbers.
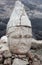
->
0, 36, 42, 65
0, 36, 12, 65
31, 38, 42, 50
7, 0, 32, 54
5, 0, 42, 65
12, 58, 28, 65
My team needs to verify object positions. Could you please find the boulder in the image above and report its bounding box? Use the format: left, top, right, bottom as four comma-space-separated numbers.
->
0, 64, 3, 65
0, 42, 11, 58
0, 44, 9, 52
12, 58, 29, 65
0, 55, 3, 64
1, 36, 8, 43
4, 58, 11, 65
3, 50, 11, 58
31, 38, 42, 50
32, 58, 40, 65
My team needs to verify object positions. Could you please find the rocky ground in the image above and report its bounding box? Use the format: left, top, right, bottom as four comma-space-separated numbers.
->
0, 37, 42, 65
0, 48, 42, 65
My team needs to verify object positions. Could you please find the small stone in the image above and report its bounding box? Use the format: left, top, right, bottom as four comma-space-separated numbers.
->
4, 58, 11, 65
0, 64, 3, 65
34, 54, 40, 60
32, 58, 41, 65
0, 55, 3, 63
34, 58, 38, 62
3, 50, 11, 58
26, 51, 34, 61
33, 61, 40, 65
18, 55, 26, 59
0, 51, 3, 55
12, 55, 15, 59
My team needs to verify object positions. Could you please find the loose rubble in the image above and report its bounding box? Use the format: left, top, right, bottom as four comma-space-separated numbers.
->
31, 38, 42, 50
0, 37, 42, 65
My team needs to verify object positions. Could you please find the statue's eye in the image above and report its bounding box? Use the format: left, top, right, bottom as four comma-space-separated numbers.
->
11, 35, 22, 39
24, 35, 32, 38
11, 34, 32, 38
11, 36, 17, 38
24, 35, 27, 38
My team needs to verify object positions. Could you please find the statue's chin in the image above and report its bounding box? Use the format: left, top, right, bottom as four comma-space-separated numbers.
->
10, 48, 28, 55
11, 51, 27, 55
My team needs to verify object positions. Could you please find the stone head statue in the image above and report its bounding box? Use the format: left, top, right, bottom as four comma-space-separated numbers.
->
7, 0, 32, 54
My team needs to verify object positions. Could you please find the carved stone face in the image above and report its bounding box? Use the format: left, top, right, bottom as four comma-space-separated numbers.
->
8, 26, 32, 54
7, 0, 32, 54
